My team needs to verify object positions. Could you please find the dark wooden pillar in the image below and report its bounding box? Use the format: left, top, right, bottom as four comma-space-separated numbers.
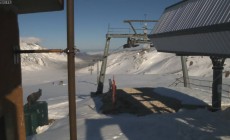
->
210, 56, 226, 111
0, 8, 26, 140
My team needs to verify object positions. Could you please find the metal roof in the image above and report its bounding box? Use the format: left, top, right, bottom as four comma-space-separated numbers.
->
149, 0, 230, 56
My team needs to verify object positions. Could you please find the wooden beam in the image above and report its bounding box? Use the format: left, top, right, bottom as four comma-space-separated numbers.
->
15, 0, 64, 14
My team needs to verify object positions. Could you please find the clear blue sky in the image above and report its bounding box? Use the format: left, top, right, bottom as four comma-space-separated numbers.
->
18, 0, 181, 51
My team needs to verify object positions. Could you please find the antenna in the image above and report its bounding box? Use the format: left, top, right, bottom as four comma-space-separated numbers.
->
107, 23, 110, 33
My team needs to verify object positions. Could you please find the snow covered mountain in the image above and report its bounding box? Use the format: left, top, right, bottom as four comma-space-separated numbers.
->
20, 40, 98, 71
20, 40, 68, 71
79, 46, 230, 78
20, 41, 230, 78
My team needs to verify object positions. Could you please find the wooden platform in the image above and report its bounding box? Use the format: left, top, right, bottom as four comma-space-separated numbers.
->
100, 87, 182, 116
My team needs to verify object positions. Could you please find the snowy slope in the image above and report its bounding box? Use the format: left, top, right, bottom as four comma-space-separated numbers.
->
109, 49, 230, 77
20, 39, 230, 78
23, 73, 230, 140
20, 41, 230, 140
79, 47, 230, 78
106, 48, 182, 75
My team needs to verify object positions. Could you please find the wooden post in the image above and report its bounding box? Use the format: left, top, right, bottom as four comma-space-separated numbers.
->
210, 56, 226, 111
0, 9, 26, 140
66, 0, 77, 139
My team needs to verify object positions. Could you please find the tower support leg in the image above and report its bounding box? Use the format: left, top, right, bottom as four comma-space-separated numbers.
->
181, 56, 190, 88
96, 37, 111, 94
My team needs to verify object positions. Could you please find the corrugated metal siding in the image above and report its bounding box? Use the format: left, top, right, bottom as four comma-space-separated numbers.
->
150, 0, 230, 56
152, 0, 230, 34
150, 31, 230, 56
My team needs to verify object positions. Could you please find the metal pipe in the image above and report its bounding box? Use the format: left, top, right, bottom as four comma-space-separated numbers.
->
127, 22, 137, 34
66, 0, 77, 139
16, 49, 65, 53
123, 20, 158, 23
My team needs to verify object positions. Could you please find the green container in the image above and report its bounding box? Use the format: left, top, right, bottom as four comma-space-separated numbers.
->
24, 112, 38, 136
24, 113, 31, 135
24, 101, 48, 136
36, 101, 48, 126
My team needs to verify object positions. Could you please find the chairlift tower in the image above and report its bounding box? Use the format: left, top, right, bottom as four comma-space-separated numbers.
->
95, 19, 157, 95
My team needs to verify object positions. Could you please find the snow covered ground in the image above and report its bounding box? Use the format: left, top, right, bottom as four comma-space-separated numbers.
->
21, 42, 230, 140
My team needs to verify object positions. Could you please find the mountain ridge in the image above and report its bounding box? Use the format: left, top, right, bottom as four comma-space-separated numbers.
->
20, 41, 230, 78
